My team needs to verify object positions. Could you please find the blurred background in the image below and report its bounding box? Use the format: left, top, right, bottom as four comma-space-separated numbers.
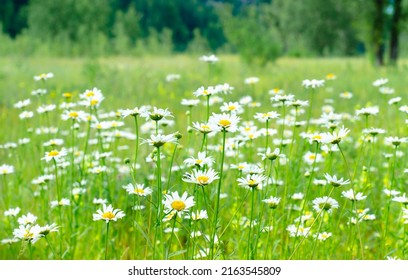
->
0, 0, 407, 66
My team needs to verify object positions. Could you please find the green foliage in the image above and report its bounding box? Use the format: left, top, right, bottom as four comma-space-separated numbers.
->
215, 3, 283, 66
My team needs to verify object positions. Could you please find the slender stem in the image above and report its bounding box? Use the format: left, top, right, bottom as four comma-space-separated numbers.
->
105, 222, 110, 260
247, 189, 256, 259
310, 214, 325, 259
210, 129, 226, 259
153, 146, 163, 259
133, 116, 139, 171
165, 144, 178, 192
166, 216, 177, 259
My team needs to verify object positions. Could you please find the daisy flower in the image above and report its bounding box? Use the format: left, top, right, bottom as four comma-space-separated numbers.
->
220, 102, 243, 114
14, 99, 31, 109
17, 213, 38, 226
142, 133, 178, 147
37, 104, 56, 114
183, 152, 214, 168
287, 224, 311, 237
372, 78, 388, 87
379, 86, 394, 95
19, 111, 34, 119
43, 139, 64, 147
163, 191, 195, 213
39, 223, 59, 236
388, 97, 402, 105
324, 173, 350, 187
258, 147, 282, 161
342, 189, 367, 201
119, 106, 149, 118
208, 113, 240, 132
262, 196, 281, 209
254, 111, 280, 122
316, 232, 332, 241
61, 110, 87, 122
93, 198, 108, 205
141, 107, 173, 121
356, 106, 379, 116
42, 148, 68, 162
166, 74, 180, 82
93, 204, 126, 223
303, 151, 323, 165
324, 126, 350, 144
385, 136, 408, 147
269, 88, 284, 95
182, 168, 219, 186
4, 207, 21, 217
0, 164, 14, 175
302, 79, 325, 88
237, 174, 267, 189
31, 89, 47, 96
181, 99, 200, 107
392, 193, 408, 204
339, 91, 353, 99
34, 72, 54, 81
326, 73, 336, 80
122, 183, 153, 196
199, 54, 218, 63
188, 210, 209, 221
312, 196, 339, 214
193, 86, 217, 97
245, 77, 259, 85
13, 225, 43, 243
50, 198, 71, 208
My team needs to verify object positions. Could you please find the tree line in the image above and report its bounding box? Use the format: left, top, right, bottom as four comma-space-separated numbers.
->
0, 0, 406, 65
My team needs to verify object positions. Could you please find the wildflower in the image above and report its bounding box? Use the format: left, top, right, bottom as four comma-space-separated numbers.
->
39, 223, 59, 236
356, 106, 379, 116
50, 198, 71, 208
14, 99, 31, 109
392, 193, 408, 204
4, 207, 21, 217
379, 86, 394, 95
237, 174, 267, 189
13, 225, 43, 243
0, 164, 14, 175
43, 139, 64, 147
388, 97, 402, 105
163, 191, 195, 213
188, 210, 209, 220
324, 173, 350, 187
61, 110, 87, 122
166, 74, 181, 82
269, 88, 284, 95
385, 136, 408, 147
142, 133, 178, 147
271, 94, 295, 103
262, 196, 281, 209
120, 106, 149, 118
342, 189, 367, 201
254, 111, 280, 122
141, 107, 173, 121
42, 148, 68, 162
399, 105, 408, 114
258, 147, 282, 161
288, 99, 309, 108
363, 128, 386, 137
220, 102, 243, 114
79, 87, 104, 107
316, 232, 332, 241
93, 204, 125, 223
245, 77, 259, 85
184, 152, 214, 168
32, 174, 54, 185
312, 196, 339, 214
291, 192, 304, 200
199, 54, 218, 63
17, 213, 37, 226
182, 168, 219, 186
325, 126, 350, 144
37, 104, 56, 114
372, 78, 388, 87
339, 91, 353, 99
326, 73, 336, 80
208, 113, 240, 133
122, 183, 153, 196
31, 89, 47, 96
181, 99, 200, 107
303, 151, 323, 165
19, 111, 34, 119
34, 72, 54, 81
287, 224, 311, 237
302, 79, 325, 88
93, 198, 108, 205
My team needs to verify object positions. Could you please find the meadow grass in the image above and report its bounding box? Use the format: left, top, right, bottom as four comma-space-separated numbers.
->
0, 55, 407, 260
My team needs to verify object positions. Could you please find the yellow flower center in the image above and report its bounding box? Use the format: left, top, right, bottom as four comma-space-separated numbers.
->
171, 200, 186, 211
48, 150, 59, 157
203, 90, 209, 95
86, 91, 94, 97
63, 92, 72, 98
134, 188, 145, 195
201, 125, 210, 130
312, 135, 322, 141
69, 112, 79, 118
197, 175, 209, 184
195, 159, 203, 164
308, 155, 316, 160
248, 179, 257, 186
102, 212, 115, 219
218, 119, 231, 127
24, 230, 34, 239
90, 99, 98, 106
228, 105, 236, 111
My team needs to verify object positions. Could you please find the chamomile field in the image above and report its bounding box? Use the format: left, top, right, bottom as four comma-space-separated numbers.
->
0, 55, 407, 260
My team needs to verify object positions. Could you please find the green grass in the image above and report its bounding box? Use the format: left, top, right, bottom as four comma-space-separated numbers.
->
0, 55, 407, 260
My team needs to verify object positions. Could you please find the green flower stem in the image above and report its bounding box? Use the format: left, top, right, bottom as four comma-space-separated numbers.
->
165, 144, 178, 192
210, 129, 226, 259
153, 146, 163, 259
133, 116, 139, 171
105, 222, 110, 260
247, 188, 256, 259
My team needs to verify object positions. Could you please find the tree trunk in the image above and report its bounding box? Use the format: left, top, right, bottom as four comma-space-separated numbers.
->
373, 0, 385, 66
389, 0, 402, 65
